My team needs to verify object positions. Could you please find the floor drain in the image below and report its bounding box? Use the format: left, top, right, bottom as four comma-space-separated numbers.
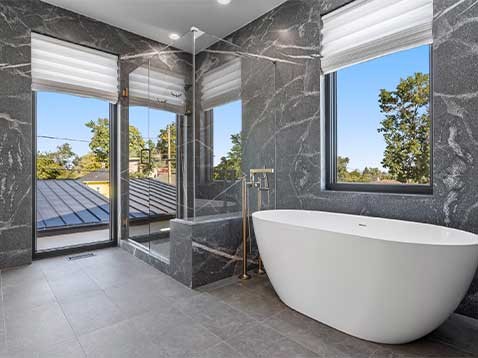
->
67, 252, 95, 261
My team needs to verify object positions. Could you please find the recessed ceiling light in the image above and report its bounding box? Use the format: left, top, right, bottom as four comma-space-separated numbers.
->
217, 0, 231, 5
169, 33, 180, 41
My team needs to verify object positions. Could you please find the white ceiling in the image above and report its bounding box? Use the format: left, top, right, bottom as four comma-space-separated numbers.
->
41, 0, 289, 53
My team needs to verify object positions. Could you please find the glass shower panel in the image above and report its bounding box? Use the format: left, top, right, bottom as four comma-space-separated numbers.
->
128, 60, 152, 250
191, 32, 278, 221
128, 55, 188, 261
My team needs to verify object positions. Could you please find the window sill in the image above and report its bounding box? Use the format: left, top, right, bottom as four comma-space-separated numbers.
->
325, 183, 433, 196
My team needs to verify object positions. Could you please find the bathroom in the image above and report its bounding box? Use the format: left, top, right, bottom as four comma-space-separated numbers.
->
0, 0, 478, 356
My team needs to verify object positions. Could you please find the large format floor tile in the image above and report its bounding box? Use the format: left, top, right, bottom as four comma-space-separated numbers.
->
4, 302, 77, 354
0, 247, 474, 358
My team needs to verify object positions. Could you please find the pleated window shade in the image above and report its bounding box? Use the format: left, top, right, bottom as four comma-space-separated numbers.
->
321, 0, 433, 74
31, 33, 119, 103
201, 58, 241, 110
129, 66, 186, 114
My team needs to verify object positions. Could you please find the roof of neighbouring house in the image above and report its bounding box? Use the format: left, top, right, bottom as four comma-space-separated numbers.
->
37, 179, 176, 232
79, 170, 110, 182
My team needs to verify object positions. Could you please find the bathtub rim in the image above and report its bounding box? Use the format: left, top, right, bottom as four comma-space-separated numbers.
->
252, 209, 478, 247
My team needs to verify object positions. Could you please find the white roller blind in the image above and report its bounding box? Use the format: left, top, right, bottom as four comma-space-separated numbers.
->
321, 0, 433, 74
201, 58, 241, 110
31, 33, 119, 103
129, 66, 186, 114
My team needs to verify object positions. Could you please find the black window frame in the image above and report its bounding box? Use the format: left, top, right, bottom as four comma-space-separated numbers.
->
325, 46, 433, 195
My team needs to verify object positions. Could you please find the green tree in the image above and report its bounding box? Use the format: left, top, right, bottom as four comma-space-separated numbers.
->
157, 123, 177, 169
336, 156, 391, 183
76, 153, 103, 175
36, 153, 63, 179
378, 73, 431, 184
129, 125, 145, 158
337, 156, 350, 182
36, 143, 78, 180
213, 133, 242, 180
85, 118, 145, 165
86, 118, 110, 165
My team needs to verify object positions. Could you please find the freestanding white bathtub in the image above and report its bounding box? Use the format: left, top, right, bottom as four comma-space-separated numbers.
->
252, 210, 478, 344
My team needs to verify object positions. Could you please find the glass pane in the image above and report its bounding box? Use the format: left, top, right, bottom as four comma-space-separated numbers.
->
192, 34, 278, 221
336, 45, 431, 185
128, 58, 181, 262
128, 104, 152, 249
147, 108, 177, 260
36, 91, 111, 251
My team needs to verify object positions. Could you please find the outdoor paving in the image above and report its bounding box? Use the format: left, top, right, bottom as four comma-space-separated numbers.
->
0, 247, 474, 357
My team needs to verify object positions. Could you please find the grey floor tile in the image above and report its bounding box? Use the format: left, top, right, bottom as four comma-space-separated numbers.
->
129, 304, 222, 357
47, 271, 102, 303
227, 323, 318, 358
429, 314, 478, 356
103, 275, 174, 317
130, 305, 196, 338
382, 338, 472, 358
42, 265, 84, 283
259, 336, 321, 358
35, 256, 83, 278
209, 283, 286, 321
239, 274, 279, 300
60, 291, 127, 335
175, 293, 258, 341
1, 266, 45, 290
152, 319, 222, 357
155, 276, 199, 300
186, 341, 246, 358
1, 338, 86, 358
82, 261, 159, 290
264, 309, 346, 356
5, 303, 76, 353
3, 279, 56, 313
79, 318, 165, 358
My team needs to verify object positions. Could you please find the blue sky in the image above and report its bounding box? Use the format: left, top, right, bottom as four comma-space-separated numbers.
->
337, 45, 430, 171
212, 100, 242, 165
37, 93, 240, 164
37, 92, 109, 156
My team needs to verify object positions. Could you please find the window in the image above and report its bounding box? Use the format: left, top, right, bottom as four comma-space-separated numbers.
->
325, 46, 432, 194
199, 58, 242, 181
211, 100, 242, 181
322, 0, 433, 194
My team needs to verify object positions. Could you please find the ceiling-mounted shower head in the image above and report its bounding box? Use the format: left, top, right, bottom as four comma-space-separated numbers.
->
190, 27, 205, 38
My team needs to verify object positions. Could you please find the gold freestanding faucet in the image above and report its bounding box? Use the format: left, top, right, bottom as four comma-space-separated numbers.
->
239, 176, 251, 280
239, 168, 274, 280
